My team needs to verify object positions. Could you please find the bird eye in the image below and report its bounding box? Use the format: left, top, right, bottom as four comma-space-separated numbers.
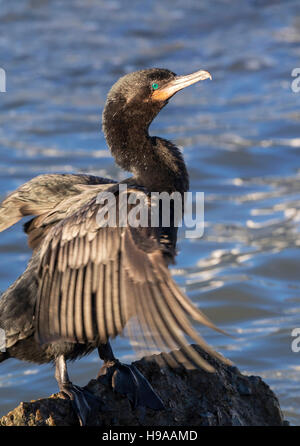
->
152, 83, 159, 90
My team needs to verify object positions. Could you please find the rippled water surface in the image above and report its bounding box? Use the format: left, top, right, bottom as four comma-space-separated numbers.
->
0, 0, 300, 425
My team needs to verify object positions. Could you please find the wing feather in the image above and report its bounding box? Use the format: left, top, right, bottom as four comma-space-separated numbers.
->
66, 268, 77, 339
111, 255, 123, 334
96, 264, 107, 343
74, 267, 84, 341
83, 262, 94, 340
104, 261, 115, 338
35, 187, 230, 371
60, 267, 71, 338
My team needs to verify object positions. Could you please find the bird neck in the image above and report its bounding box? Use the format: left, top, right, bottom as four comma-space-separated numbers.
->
102, 108, 189, 194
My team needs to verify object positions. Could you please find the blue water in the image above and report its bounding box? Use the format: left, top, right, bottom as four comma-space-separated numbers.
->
0, 0, 300, 425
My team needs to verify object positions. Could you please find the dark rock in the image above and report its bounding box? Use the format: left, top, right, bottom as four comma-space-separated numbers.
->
0, 345, 288, 426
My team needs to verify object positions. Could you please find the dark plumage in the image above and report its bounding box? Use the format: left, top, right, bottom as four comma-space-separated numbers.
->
0, 68, 230, 424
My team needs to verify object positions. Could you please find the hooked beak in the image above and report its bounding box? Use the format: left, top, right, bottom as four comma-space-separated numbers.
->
152, 69, 212, 101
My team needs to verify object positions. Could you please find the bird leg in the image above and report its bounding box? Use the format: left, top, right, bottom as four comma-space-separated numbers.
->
55, 354, 101, 426
97, 342, 165, 410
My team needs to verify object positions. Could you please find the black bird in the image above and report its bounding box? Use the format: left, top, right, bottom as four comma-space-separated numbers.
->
0, 68, 230, 424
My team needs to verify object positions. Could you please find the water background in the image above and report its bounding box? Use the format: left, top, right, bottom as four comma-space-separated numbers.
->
0, 0, 300, 425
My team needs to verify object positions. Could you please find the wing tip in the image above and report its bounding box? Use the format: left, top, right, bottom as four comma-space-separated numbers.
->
141, 343, 232, 374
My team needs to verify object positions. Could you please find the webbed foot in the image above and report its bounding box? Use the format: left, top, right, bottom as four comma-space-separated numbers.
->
98, 359, 165, 410
60, 382, 102, 426
55, 354, 101, 426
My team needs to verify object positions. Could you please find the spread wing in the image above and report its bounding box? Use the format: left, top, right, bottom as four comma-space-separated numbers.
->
0, 173, 116, 248
35, 187, 230, 371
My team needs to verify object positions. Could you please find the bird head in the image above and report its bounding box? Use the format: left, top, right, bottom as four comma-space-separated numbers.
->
103, 67, 212, 129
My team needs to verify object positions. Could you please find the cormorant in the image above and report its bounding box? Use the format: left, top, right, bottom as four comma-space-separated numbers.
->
0, 68, 230, 425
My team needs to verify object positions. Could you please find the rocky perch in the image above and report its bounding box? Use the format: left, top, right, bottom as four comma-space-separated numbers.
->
0, 345, 287, 426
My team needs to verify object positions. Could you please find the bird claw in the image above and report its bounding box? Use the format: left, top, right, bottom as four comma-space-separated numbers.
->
98, 361, 165, 410
60, 383, 102, 426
